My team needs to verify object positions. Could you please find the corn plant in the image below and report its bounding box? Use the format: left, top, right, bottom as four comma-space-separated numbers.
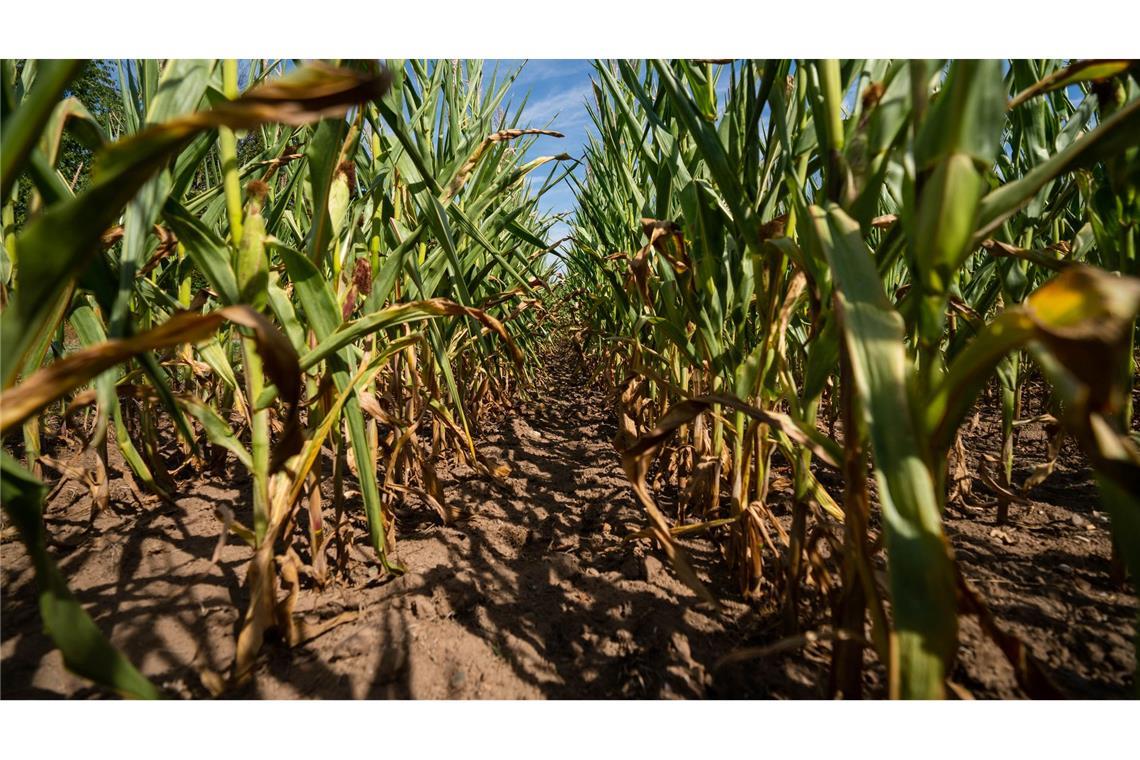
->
565, 58, 1140, 698
1, 58, 567, 697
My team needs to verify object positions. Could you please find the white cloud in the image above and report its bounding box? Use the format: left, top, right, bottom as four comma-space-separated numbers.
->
522, 81, 594, 127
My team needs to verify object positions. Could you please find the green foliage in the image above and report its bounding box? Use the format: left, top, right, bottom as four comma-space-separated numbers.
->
1, 59, 567, 695
565, 58, 1140, 698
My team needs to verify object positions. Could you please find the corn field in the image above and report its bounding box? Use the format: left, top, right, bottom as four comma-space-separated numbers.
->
1, 58, 1138, 700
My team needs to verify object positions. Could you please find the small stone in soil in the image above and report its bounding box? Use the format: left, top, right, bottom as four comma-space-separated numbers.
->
989, 528, 1016, 545
621, 554, 647, 581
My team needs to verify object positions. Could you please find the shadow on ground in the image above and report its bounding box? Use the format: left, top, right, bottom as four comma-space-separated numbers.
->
1, 354, 1134, 698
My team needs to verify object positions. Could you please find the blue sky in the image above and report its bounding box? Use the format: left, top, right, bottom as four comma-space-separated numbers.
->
493, 59, 596, 246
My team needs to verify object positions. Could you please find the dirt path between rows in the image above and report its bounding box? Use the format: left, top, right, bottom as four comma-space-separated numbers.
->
1, 352, 1136, 698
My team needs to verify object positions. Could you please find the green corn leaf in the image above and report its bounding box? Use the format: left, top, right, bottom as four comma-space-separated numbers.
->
1, 59, 83, 200
806, 201, 957, 700
975, 96, 1140, 241
915, 60, 1006, 170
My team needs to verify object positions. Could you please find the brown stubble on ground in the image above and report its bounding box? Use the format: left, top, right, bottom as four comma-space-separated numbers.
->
1, 354, 1136, 698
